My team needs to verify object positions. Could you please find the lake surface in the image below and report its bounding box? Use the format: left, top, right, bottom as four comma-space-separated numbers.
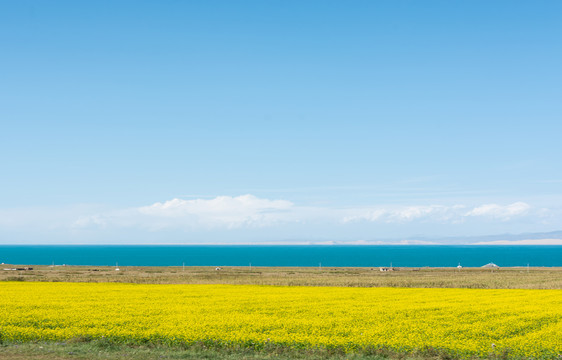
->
1, 245, 561, 267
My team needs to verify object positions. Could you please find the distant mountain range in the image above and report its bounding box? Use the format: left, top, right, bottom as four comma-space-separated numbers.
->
396, 231, 562, 245
269, 231, 562, 245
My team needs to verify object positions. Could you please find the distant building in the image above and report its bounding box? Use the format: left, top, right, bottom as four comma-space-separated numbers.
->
482, 263, 500, 268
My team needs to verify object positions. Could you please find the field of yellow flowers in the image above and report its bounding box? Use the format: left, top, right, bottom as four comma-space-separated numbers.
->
1, 282, 561, 358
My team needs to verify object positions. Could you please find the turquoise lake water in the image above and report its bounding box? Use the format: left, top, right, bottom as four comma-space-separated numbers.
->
1, 245, 561, 267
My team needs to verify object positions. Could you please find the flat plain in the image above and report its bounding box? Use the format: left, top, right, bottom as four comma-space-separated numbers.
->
1, 266, 561, 360
1, 264, 561, 288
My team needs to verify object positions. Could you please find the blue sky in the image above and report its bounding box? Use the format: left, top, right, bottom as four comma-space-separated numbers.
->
1, 1, 561, 244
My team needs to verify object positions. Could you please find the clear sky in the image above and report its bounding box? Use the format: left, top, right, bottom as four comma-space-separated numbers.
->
1, 1, 561, 244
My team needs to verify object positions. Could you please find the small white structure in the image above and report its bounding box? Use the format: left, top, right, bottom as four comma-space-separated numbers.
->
457, 263, 462, 269
482, 262, 499, 269
215, 267, 222, 271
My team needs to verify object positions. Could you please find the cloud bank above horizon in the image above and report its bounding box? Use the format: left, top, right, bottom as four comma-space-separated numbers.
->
0, 194, 558, 244
71, 195, 537, 230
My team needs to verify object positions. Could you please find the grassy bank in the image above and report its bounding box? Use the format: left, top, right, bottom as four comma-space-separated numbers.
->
0, 341, 522, 360
1, 264, 561, 289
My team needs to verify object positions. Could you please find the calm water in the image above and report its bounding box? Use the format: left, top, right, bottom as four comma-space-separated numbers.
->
1, 245, 561, 267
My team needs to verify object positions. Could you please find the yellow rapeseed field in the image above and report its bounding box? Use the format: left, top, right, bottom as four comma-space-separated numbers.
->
1, 282, 561, 358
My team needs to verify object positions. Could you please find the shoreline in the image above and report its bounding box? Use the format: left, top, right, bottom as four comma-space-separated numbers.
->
3, 263, 562, 268
2, 264, 561, 289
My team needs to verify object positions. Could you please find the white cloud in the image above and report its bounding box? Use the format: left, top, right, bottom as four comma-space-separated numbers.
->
390, 205, 463, 222
343, 205, 466, 223
139, 195, 292, 218
344, 202, 534, 224
76, 195, 294, 230
0, 205, 107, 230
73, 214, 107, 228
2, 196, 544, 238
465, 202, 530, 220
